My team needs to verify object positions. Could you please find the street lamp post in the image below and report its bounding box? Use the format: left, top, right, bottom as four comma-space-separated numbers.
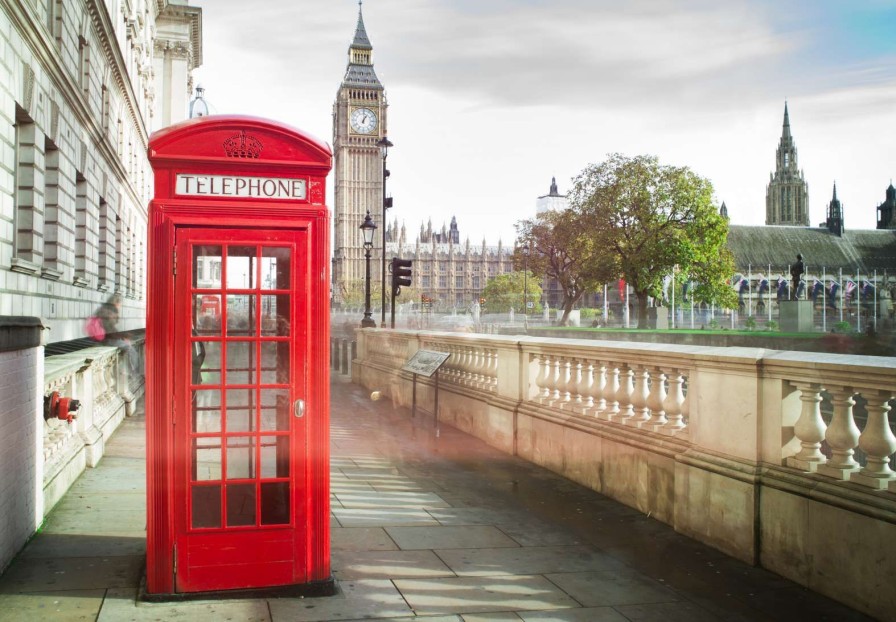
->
522, 243, 530, 329
377, 136, 393, 327
360, 211, 377, 328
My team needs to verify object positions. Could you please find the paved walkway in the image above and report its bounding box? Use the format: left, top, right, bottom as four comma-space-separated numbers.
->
0, 376, 874, 621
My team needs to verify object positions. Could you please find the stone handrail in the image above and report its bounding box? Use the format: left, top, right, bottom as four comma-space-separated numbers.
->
352, 329, 896, 620
42, 337, 146, 512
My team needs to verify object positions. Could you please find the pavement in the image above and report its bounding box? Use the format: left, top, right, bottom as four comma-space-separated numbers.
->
0, 375, 875, 622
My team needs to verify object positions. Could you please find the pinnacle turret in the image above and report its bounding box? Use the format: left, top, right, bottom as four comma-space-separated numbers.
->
782, 101, 791, 140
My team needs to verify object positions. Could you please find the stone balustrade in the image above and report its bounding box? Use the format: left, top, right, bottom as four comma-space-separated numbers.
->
42, 338, 145, 512
352, 329, 896, 620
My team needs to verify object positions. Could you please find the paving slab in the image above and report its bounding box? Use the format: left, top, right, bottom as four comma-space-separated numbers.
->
544, 569, 678, 607
393, 575, 580, 616
614, 600, 722, 622
436, 546, 624, 577
98, 587, 271, 621
518, 608, 629, 621
334, 490, 450, 509
386, 526, 519, 551
268, 579, 412, 621
331, 527, 398, 552
0, 555, 143, 592
462, 614, 523, 622
332, 507, 439, 527
18, 534, 146, 559
332, 549, 454, 579
0, 588, 105, 621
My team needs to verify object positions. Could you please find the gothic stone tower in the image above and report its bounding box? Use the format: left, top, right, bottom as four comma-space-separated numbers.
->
766, 102, 809, 226
332, 5, 387, 303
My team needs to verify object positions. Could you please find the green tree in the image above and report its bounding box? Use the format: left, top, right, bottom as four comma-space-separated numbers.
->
337, 279, 383, 309
480, 271, 543, 314
515, 210, 615, 325
571, 153, 736, 328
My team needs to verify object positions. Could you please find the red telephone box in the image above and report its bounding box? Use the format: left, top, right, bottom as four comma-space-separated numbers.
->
144, 116, 333, 597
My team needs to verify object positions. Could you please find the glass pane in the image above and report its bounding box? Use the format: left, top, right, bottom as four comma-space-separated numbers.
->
261, 482, 290, 525
226, 246, 256, 289
261, 247, 290, 290
260, 342, 289, 384
260, 435, 290, 479
192, 485, 222, 528
225, 389, 255, 432
193, 437, 222, 481
260, 389, 290, 432
261, 295, 290, 336
226, 295, 256, 336
193, 246, 222, 289
226, 436, 256, 479
194, 294, 222, 336
192, 390, 221, 433
225, 341, 256, 384
192, 341, 221, 385
226, 483, 256, 527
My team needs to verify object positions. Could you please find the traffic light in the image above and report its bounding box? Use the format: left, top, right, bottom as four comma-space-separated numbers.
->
391, 258, 413, 296
479, 297, 486, 304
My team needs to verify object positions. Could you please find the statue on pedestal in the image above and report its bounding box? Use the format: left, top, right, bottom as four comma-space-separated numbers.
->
790, 254, 804, 300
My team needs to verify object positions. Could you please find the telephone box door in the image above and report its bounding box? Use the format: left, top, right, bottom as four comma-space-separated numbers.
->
173, 226, 308, 592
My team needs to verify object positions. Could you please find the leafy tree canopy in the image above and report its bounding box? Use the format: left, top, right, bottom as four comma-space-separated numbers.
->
570, 153, 736, 327
480, 271, 543, 314
515, 210, 615, 325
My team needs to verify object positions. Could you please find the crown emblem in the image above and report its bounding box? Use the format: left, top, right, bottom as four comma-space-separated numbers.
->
223, 131, 263, 158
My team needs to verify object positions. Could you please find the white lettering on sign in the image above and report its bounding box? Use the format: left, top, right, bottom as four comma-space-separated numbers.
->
175, 174, 307, 200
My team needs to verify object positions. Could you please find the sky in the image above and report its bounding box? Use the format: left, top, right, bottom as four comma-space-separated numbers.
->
190, 0, 896, 245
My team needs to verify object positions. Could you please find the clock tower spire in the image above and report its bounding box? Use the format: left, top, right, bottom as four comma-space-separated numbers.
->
332, 3, 388, 305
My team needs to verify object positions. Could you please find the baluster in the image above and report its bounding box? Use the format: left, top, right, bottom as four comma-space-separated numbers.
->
786, 382, 827, 472
817, 386, 860, 480
444, 345, 456, 379
647, 368, 667, 430
852, 390, 896, 489
661, 369, 686, 434
553, 358, 571, 407
475, 347, 487, 387
575, 361, 594, 415
473, 348, 485, 388
626, 366, 651, 427
548, 356, 562, 404
615, 365, 635, 423
462, 347, 473, 384
589, 361, 606, 417
564, 359, 583, 410
487, 350, 498, 391
535, 354, 551, 403
602, 363, 620, 421
463, 347, 475, 385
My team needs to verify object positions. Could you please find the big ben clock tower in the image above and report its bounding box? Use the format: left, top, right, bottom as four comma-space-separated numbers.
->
332, 4, 387, 304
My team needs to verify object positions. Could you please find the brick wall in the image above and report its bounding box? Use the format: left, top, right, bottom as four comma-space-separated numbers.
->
0, 336, 43, 574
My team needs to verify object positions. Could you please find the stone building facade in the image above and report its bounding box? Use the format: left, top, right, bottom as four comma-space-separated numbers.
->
0, 0, 200, 341
0, 0, 200, 574
386, 218, 515, 309
766, 102, 809, 226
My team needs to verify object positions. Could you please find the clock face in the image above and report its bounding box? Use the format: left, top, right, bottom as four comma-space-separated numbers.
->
350, 107, 378, 134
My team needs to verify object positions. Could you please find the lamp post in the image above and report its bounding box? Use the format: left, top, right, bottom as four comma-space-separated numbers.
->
360, 210, 377, 328
377, 136, 393, 327
522, 243, 530, 329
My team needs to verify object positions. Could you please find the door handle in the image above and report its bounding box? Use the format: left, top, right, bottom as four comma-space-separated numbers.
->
294, 399, 305, 418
